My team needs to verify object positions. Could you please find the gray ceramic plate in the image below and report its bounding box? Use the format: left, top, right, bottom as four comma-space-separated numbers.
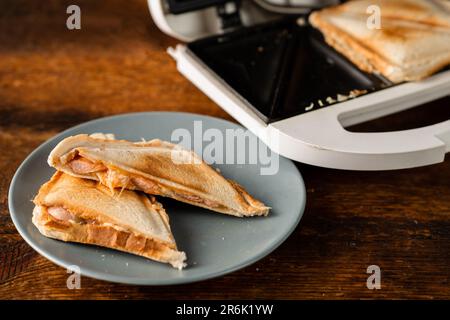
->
9, 112, 305, 285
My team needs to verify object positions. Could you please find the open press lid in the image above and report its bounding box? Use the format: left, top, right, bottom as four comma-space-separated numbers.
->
148, 0, 450, 170
149, 0, 338, 41
166, 0, 337, 14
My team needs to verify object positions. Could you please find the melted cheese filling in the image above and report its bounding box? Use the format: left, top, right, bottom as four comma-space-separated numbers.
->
67, 156, 223, 209
46, 206, 127, 232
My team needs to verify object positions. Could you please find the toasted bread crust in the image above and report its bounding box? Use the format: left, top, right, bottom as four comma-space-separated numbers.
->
309, 0, 450, 83
34, 172, 176, 245
48, 134, 270, 217
32, 205, 186, 269
310, 11, 394, 77
33, 172, 186, 269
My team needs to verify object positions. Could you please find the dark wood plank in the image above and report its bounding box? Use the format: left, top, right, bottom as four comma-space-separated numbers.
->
0, 0, 449, 299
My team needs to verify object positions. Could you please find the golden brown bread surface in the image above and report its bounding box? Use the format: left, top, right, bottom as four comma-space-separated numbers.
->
309, 0, 450, 83
32, 172, 187, 269
48, 134, 270, 217
325, 0, 450, 28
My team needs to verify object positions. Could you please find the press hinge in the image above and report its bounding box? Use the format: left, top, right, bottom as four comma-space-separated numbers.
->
216, 1, 242, 31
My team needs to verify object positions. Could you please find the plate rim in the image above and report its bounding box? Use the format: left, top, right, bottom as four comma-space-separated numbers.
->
8, 111, 306, 285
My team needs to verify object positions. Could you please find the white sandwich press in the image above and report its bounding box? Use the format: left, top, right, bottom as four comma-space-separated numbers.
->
148, 0, 450, 170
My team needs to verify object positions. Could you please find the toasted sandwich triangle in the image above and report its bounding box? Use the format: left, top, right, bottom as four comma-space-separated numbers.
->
33, 172, 186, 269
48, 134, 270, 217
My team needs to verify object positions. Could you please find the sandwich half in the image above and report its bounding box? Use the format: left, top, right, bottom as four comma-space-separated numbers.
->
32, 172, 187, 269
47, 134, 269, 217
309, 0, 450, 83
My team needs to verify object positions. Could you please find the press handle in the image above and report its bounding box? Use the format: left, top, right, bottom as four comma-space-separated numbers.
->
271, 110, 450, 170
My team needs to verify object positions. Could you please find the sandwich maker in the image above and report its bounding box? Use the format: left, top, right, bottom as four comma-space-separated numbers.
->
148, 0, 450, 170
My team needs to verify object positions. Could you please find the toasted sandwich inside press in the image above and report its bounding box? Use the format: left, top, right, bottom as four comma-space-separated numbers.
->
309, 0, 450, 83
48, 134, 269, 217
32, 172, 187, 269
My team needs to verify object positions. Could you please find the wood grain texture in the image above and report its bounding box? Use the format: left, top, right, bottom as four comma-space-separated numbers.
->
0, 0, 449, 299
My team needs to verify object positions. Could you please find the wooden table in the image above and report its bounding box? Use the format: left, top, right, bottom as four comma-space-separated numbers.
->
1, 0, 449, 299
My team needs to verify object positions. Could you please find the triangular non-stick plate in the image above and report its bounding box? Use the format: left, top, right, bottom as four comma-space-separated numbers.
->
188, 19, 389, 123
